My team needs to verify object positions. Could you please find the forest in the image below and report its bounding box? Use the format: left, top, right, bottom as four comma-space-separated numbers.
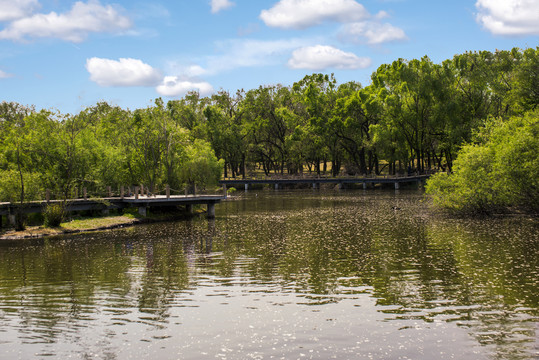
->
1, 47, 538, 214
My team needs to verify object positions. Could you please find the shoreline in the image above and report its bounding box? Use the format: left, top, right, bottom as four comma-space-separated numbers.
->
0, 212, 203, 241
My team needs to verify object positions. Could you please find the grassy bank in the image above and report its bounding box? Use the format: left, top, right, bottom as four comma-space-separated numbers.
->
0, 208, 205, 240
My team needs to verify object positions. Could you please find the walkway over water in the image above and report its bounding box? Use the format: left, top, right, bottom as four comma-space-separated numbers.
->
220, 174, 431, 190
0, 195, 225, 228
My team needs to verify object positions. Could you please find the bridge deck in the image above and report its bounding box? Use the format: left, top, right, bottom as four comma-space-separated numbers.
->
0, 195, 224, 216
220, 174, 430, 185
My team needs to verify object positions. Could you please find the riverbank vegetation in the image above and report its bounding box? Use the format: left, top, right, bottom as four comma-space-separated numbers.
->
426, 111, 538, 214
1, 47, 538, 218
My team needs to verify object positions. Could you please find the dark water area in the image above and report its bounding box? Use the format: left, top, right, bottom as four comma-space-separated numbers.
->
0, 190, 537, 359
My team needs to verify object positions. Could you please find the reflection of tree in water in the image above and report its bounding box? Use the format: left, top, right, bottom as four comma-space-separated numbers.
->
419, 218, 539, 360
0, 235, 132, 343
212, 193, 538, 359
363, 213, 538, 360
0, 192, 537, 359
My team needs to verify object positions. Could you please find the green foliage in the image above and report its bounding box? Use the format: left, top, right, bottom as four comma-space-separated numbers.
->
0, 169, 42, 203
426, 110, 539, 214
179, 139, 223, 189
43, 203, 65, 228
1, 47, 538, 217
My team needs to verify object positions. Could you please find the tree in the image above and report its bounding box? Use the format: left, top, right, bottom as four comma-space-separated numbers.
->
0, 105, 48, 230
510, 47, 539, 112
179, 139, 223, 191
292, 74, 340, 175
242, 85, 293, 176
202, 90, 246, 178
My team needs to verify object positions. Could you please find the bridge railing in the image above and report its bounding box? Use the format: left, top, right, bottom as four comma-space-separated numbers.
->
222, 169, 437, 181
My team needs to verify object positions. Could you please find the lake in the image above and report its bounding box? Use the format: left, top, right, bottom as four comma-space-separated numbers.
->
0, 190, 537, 359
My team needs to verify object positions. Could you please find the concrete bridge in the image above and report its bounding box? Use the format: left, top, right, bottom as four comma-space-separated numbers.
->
0, 195, 224, 229
220, 174, 431, 190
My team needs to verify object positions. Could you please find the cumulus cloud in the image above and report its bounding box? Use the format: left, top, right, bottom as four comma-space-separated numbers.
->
260, 0, 368, 29
0, 0, 132, 42
210, 0, 235, 14
476, 0, 539, 36
288, 45, 371, 70
156, 76, 214, 97
0, 69, 14, 79
260, 0, 407, 46
0, 0, 39, 22
86, 57, 162, 87
340, 21, 407, 44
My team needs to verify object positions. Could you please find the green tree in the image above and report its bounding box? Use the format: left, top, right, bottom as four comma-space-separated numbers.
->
202, 90, 246, 178
292, 74, 340, 175
510, 47, 539, 112
179, 139, 223, 190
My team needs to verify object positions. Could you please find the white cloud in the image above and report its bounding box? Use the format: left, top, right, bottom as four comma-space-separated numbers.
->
210, 0, 235, 14
288, 45, 371, 70
0, 0, 132, 42
476, 0, 539, 36
86, 57, 162, 87
156, 76, 214, 97
0, 69, 14, 79
185, 65, 207, 77
260, 0, 369, 29
163, 38, 310, 84
340, 21, 407, 44
374, 11, 389, 20
0, 0, 39, 22
204, 38, 311, 74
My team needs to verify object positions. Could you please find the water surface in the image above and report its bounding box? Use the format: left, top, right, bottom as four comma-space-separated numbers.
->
0, 190, 537, 359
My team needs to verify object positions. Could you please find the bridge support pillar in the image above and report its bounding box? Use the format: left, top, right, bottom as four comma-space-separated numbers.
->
394, 182, 400, 190
207, 203, 215, 219
223, 184, 227, 199
186, 204, 193, 214
363, 182, 367, 190
102, 209, 110, 216
313, 183, 317, 189
244, 183, 249, 191
338, 183, 344, 190
8, 214, 16, 226
138, 206, 147, 217
275, 183, 279, 190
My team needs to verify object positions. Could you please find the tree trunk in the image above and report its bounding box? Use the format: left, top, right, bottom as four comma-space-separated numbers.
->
241, 154, 246, 179
359, 147, 367, 175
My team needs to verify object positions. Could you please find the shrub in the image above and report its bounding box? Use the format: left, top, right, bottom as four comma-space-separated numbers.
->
426, 110, 539, 214
44, 203, 65, 227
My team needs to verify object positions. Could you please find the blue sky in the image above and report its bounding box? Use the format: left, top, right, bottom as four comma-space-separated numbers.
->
1, 0, 538, 114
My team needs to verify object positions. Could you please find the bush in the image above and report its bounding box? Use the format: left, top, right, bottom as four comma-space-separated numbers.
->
426, 110, 539, 214
43, 203, 65, 227
179, 139, 223, 189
